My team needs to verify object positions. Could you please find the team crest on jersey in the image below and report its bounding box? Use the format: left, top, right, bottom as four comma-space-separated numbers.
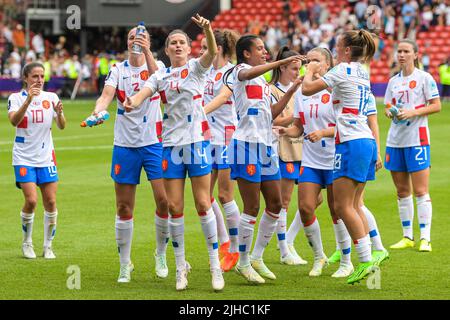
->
321, 94, 330, 104
140, 70, 149, 81
114, 164, 121, 175
286, 163, 295, 174
42, 100, 50, 109
215, 72, 222, 82
162, 160, 168, 171
19, 167, 27, 177
181, 69, 189, 79
246, 164, 256, 176
409, 80, 417, 89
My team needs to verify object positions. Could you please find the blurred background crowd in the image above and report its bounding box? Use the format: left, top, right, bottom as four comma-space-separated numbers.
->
0, 0, 449, 98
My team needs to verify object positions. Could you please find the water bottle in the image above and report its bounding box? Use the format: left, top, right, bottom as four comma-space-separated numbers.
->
388, 103, 406, 125
131, 22, 146, 54
80, 111, 110, 127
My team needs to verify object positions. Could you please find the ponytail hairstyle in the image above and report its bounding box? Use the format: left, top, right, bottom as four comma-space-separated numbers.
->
165, 29, 192, 47
309, 47, 334, 71
398, 38, 420, 68
341, 29, 376, 63
223, 34, 259, 91
270, 46, 299, 85
215, 29, 240, 61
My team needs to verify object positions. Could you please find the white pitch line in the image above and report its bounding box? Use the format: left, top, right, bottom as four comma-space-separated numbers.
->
0, 145, 112, 152
0, 133, 112, 145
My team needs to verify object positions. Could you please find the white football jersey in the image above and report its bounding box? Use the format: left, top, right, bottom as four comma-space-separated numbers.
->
203, 62, 238, 146
321, 62, 374, 144
144, 58, 210, 147
384, 68, 439, 147
294, 88, 335, 170
366, 93, 378, 117
8, 90, 59, 167
105, 59, 165, 148
231, 63, 273, 146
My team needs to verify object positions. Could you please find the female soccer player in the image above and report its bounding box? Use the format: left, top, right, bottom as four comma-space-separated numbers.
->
222, 35, 302, 284
269, 46, 306, 266
89, 28, 170, 283
384, 39, 441, 252
8, 62, 66, 260
199, 29, 241, 272
302, 29, 379, 284
124, 15, 224, 291
281, 47, 355, 278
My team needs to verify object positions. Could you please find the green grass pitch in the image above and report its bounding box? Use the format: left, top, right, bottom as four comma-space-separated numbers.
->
0, 98, 449, 300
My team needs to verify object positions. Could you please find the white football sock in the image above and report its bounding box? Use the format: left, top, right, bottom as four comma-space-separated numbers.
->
155, 211, 169, 255
251, 210, 279, 260
43, 210, 57, 248
115, 215, 133, 265
169, 214, 185, 270
398, 195, 414, 240
276, 208, 289, 257
333, 218, 351, 265
417, 194, 432, 242
354, 235, 371, 263
286, 209, 303, 245
223, 200, 240, 253
21, 211, 34, 243
211, 197, 229, 244
361, 205, 385, 251
238, 213, 256, 266
303, 215, 325, 260
199, 207, 220, 270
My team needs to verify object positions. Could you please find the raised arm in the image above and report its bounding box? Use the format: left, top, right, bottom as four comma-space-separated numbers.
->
133, 31, 159, 76
271, 77, 302, 119
53, 100, 66, 130
192, 14, 217, 69
239, 55, 303, 81
8, 83, 40, 127
302, 62, 329, 96
204, 85, 232, 115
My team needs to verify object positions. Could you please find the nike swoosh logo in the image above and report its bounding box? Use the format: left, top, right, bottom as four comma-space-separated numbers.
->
243, 235, 250, 239
49, 174, 57, 177
123, 76, 130, 80
200, 165, 208, 169
418, 162, 425, 165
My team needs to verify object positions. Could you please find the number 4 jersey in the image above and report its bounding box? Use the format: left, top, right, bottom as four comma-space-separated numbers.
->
384, 68, 439, 148
8, 90, 59, 167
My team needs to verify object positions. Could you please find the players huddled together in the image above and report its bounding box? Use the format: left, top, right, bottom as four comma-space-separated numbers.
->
8, 14, 441, 292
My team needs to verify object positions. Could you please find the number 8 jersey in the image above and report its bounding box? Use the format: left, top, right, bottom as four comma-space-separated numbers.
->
7, 90, 59, 167
384, 68, 439, 148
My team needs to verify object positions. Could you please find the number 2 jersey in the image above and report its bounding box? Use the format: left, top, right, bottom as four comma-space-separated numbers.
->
203, 62, 237, 146
321, 62, 374, 144
105, 59, 165, 148
384, 68, 439, 148
8, 90, 59, 167
144, 58, 210, 147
